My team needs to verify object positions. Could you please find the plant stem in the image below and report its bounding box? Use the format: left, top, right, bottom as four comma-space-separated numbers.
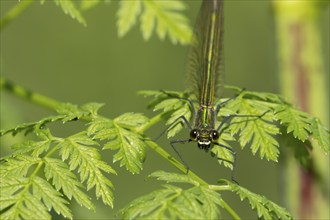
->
1, 78, 241, 219
0, 77, 61, 111
0, 0, 35, 31
136, 112, 165, 133
273, 2, 329, 218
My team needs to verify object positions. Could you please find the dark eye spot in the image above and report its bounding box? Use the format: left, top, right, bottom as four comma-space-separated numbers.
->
190, 129, 198, 139
212, 130, 219, 140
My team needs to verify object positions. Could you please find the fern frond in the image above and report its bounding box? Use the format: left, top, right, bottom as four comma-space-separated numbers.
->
148, 170, 199, 186
44, 157, 95, 210
1, 101, 117, 218
224, 96, 280, 161
0, 155, 41, 177
311, 118, 330, 152
141, 0, 192, 44
80, 0, 101, 11
220, 179, 292, 220
0, 115, 63, 136
117, 0, 192, 45
139, 90, 193, 137
88, 113, 149, 174
119, 171, 222, 219
275, 105, 312, 141
58, 132, 116, 207
117, 0, 142, 37
52, 0, 86, 26
32, 177, 72, 218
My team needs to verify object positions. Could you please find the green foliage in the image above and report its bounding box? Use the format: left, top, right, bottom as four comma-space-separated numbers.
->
1, 85, 328, 219
87, 113, 149, 174
141, 89, 329, 169
0, 103, 149, 219
117, 0, 192, 44
220, 179, 292, 220
40, 0, 86, 26
119, 171, 223, 219
33, 0, 192, 44
119, 171, 292, 220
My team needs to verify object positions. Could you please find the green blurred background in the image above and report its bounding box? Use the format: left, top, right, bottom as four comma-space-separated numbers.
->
1, 1, 329, 219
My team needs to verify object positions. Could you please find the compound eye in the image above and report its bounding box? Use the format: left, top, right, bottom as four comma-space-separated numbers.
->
212, 130, 219, 140
190, 129, 198, 140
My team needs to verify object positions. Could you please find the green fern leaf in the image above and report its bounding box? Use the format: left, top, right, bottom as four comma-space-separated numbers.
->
140, 90, 192, 138
43, 157, 95, 210
58, 133, 116, 207
53, 0, 86, 26
0, 175, 51, 220
149, 170, 199, 186
56, 103, 87, 122
141, 0, 192, 44
80, 0, 101, 11
221, 179, 292, 220
0, 155, 41, 177
194, 186, 223, 219
117, 0, 142, 37
32, 177, 72, 219
224, 97, 280, 161
120, 171, 223, 219
275, 106, 312, 141
311, 117, 330, 153
88, 115, 147, 174
81, 102, 105, 117
115, 112, 149, 128
0, 115, 64, 136
1, 190, 51, 220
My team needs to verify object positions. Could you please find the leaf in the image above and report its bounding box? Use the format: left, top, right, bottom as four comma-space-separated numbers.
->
0, 115, 64, 136
120, 171, 223, 219
88, 117, 147, 174
149, 170, 199, 186
81, 102, 105, 117
44, 157, 95, 211
119, 185, 220, 219
141, 0, 192, 44
224, 97, 280, 161
32, 177, 72, 219
275, 105, 312, 141
80, 0, 101, 11
1, 189, 51, 220
58, 133, 116, 207
117, 0, 142, 37
114, 112, 149, 128
311, 117, 330, 153
53, 0, 86, 26
0, 155, 41, 178
221, 179, 292, 220
10, 136, 51, 158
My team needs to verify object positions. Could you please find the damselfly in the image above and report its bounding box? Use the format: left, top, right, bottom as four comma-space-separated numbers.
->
160, 0, 267, 183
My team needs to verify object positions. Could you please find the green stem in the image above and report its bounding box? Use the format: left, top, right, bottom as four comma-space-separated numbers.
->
1, 78, 241, 219
209, 184, 231, 191
0, 77, 61, 111
0, 0, 35, 31
136, 112, 166, 133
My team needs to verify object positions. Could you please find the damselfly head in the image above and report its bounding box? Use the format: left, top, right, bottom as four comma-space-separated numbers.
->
190, 129, 219, 150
